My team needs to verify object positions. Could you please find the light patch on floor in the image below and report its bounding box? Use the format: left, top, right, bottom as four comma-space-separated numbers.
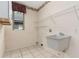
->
3, 45, 69, 58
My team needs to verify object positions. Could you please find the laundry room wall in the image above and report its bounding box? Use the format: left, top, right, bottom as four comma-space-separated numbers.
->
0, 1, 9, 57
5, 2, 38, 51
38, 1, 79, 57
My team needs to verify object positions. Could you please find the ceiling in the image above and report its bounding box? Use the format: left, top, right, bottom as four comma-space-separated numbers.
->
15, 1, 47, 9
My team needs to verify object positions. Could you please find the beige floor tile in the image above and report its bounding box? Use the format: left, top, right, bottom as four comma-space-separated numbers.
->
22, 54, 34, 58
3, 49, 22, 58
3, 45, 68, 58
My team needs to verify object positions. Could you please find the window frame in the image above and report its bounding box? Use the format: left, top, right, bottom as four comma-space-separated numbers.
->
12, 11, 25, 30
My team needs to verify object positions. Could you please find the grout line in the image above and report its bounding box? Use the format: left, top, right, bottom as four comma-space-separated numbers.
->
27, 46, 44, 58
44, 48, 59, 57
27, 47, 35, 58
19, 49, 23, 58
36, 47, 46, 57
3, 45, 61, 58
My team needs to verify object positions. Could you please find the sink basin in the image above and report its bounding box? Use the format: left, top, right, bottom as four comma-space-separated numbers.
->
47, 32, 71, 51
47, 32, 71, 40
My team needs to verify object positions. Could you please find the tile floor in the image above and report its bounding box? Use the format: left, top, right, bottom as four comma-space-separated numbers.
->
3, 45, 69, 58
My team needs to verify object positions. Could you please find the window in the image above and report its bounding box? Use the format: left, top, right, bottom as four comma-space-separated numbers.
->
12, 2, 26, 30
13, 11, 24, 30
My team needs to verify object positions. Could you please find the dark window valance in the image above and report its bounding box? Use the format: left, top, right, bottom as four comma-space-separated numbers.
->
12, 2, 26, 13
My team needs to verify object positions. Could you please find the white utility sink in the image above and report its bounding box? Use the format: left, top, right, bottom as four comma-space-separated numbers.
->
47, 32, 71, 40
47, 32, 71, 52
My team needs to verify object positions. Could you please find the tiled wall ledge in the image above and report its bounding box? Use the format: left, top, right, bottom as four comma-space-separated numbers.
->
0, 18, 11, 25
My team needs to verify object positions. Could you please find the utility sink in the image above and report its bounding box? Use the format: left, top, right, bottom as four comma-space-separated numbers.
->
47, 32, 71, 51
47, 32, 71, 40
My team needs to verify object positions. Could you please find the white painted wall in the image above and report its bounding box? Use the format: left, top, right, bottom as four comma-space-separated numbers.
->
5, 8, 38, 51
0, 1, 38, 52
38, 1, 79, 20
0, 1, 8, 57
2, 1, 79, 58
0, 26, 5, 57
0, 1, 8, 18
38, 1, 79, 57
